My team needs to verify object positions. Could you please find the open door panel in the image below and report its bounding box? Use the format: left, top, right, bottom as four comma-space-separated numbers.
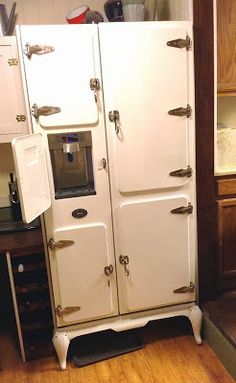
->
12, 133, 51, 223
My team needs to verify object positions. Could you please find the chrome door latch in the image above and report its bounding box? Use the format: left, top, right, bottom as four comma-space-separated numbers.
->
109, 110, 120, 134
171, 202, 193, 215
104, 264, 114, 287
119, 255, 129, 276
47, 238, 75, 251
90, 78, 100, 103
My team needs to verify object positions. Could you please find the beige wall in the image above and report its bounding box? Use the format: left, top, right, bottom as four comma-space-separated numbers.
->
1, 0, 192, 24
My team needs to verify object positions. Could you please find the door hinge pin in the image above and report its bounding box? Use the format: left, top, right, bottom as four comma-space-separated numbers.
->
169, 165, 193, 178
168, 104, 192, 118
171, 202, 193, 215
173, 282, 195, 293
55, 305, 81, 317
24, 43, 55, 59
31, 103, 61, 119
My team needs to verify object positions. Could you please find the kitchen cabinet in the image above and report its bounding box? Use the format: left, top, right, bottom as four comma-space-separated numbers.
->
12, 22, 202, 369
0, 37, 29, 143
217, 0, 236, 94
216, 178, 236, 292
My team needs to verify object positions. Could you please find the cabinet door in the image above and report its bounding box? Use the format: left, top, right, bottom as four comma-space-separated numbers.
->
217, 0, 236, 93
50, 224, 118, 326
0, 37, 28, 142
18, 25, 100, 128
217, 198, 236, 290
117, 197, 194, 313
12, 133, 51, 223
100, 23, 191, 192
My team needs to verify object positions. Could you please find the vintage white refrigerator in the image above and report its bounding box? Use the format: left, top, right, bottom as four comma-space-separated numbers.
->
12, 22, 202, 369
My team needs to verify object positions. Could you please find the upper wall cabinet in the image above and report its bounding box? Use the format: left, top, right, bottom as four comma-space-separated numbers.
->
0, 37, 29, 143
217, 0, 236, 94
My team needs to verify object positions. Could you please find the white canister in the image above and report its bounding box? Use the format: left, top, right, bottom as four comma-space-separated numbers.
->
123, 3, 145, 21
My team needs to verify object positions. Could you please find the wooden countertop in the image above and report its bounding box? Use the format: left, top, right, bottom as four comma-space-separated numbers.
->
0, 228, 43, 253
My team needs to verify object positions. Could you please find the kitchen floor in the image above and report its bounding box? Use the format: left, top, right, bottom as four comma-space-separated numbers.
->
0, 317, 234, 383
203, 291, 236, 347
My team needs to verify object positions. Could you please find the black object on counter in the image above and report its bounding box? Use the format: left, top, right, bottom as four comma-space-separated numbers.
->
104, 0, 124, 22
8, 173, 22, 222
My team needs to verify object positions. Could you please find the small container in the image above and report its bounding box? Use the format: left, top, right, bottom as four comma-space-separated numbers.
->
104, 0, 124, 22
66, 5, 90, 24
122, 0, 145, 21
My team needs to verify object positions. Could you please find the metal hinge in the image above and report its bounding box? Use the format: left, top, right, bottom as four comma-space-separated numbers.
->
8, 58, 18, 66
16, 114, 26, 122
169, 165, 193, 178
171, 202, 193, 215
47, 238, 74, 251
173, 282, 195, 294
168, 104, 192, 118
31, 103, 61, 119
24, 43, 55, 59
55, 305, 81, 317
167, 35, 192, 50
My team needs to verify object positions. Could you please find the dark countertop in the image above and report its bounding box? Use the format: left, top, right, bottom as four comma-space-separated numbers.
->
0, 227, 44, 253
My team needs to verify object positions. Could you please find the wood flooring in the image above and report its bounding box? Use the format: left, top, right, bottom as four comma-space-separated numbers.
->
0, 317, 235, 383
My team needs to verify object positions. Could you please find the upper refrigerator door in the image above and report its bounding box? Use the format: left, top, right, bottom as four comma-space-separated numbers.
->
100, 22, 193, 192
18, 25, 100, 128
12, 133, 51, 223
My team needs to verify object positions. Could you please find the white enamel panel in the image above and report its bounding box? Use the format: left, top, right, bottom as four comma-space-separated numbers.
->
52, 224, 118, 326
117, 196, 193, 313
100, 23, 190, 192
18, 25, 99, 128
0, 38, 28, 140
12, 133, 51, 223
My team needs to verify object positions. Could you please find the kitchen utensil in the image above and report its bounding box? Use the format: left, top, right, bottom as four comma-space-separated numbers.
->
122, 0, 144, 21
104, 0, 123, 22
85, 10, 104, 24
0, 2, 16, 36
66, 5, 90, 24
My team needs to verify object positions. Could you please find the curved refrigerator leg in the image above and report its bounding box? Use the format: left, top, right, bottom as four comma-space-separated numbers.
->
188, 305, 203, 345
52, 331, 70, 370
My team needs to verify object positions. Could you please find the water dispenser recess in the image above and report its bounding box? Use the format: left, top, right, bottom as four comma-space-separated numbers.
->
48, 132, 96, 199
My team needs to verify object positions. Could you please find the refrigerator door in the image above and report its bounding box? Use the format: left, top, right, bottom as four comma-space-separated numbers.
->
100, 22, 192, 192
18, 25, 100, 128
117, 196, 194, 313
12, 133, 51, 223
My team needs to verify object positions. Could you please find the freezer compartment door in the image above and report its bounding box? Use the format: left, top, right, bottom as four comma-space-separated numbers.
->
12, 133, 51, 223
18, 25, 100, 128
116, 196, 195, 314
100, 22, 192, 192
49, 224, 118, 326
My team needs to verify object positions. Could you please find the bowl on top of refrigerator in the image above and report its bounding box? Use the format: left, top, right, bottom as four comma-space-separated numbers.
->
104, 0, 124, 21
66, 5, 90, 24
